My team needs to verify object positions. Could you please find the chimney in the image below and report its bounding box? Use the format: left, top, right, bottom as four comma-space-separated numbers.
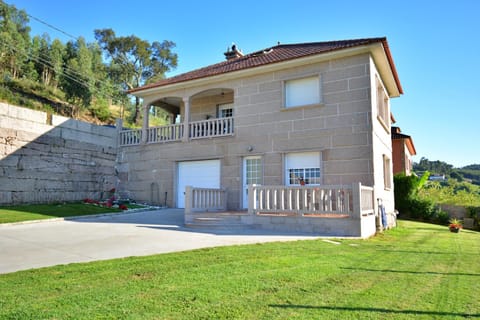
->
392, 126, 401, 134
224, 43, 243, 60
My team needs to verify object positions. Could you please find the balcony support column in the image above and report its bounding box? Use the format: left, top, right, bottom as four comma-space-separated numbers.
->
141, 102, 149, 144
182, 97, 190, 142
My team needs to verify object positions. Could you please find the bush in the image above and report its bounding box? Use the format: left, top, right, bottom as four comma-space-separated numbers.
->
409, 197, 436, 221
90, 98, 112, 122
433, 209, 450, 225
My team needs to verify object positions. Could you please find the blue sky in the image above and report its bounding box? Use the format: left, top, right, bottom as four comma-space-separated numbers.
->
8, 0, 480, 167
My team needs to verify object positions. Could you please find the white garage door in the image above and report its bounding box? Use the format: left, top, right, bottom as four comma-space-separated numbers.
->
177, 159, 221, 208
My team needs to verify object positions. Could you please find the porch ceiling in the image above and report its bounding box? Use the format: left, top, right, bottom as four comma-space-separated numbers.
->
151, 97, 181, 114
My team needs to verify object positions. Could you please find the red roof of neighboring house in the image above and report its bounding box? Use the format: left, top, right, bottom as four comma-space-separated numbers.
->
129, 37, 403, 94
392, 127, 417, 155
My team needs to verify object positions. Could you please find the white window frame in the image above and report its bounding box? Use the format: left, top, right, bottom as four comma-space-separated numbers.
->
285, 152, 322, 186
383, 154, 392, 190
376, 76, 390, 132
218, 103, 233, 118
284, 75, 321, 108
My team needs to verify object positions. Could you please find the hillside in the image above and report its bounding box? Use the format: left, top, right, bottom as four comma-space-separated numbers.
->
0, 77, 122, 125
414, 157, 480, 185
0, 1, 176, 128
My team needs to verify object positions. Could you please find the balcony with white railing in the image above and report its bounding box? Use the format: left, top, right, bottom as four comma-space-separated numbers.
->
147, 123, 184, 143
189, 117, 234, 139
119, 117, 234, 146
119, 128, 142, 146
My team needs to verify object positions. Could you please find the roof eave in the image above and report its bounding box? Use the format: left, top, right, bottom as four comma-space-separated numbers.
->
406, 137, 417, 155
370, 41, 403, 97
131, 41, 402, 99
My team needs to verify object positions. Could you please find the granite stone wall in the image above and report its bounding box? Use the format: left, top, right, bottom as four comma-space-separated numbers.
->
0, 103, 118, 205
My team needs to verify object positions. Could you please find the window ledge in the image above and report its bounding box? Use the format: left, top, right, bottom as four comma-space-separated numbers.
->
282, 103, 325, 111
377, 115, 391, 133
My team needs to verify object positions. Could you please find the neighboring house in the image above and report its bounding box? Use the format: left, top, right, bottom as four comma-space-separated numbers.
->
429, 174, 446, 181
391, 126, 417, 175
118, 37, 403, 236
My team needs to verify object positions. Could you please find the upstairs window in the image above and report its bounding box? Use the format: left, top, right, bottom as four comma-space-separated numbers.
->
285, 76, 321, 108
383, 154, 392, 190
218, 103, 233, 118
376, 77, 390, 131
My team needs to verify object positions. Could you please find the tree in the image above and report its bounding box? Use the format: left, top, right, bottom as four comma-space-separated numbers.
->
94, 28, 177, 124
62, 37, 96, 117
413, 157, 453, 175
0, 1, 31, 79
48, 38, 65, 90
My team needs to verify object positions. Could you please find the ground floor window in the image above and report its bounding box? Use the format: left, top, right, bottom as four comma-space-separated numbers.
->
288, 168, 320, 185
285, 152, 321, 185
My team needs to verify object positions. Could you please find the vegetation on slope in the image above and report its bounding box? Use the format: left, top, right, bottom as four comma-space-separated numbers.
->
0, 1, 177, 127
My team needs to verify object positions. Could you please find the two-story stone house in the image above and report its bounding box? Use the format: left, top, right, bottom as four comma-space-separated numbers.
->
117, 37, 403, 234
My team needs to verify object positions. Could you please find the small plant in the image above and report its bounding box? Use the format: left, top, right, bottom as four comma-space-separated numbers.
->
448, 217, 463, 232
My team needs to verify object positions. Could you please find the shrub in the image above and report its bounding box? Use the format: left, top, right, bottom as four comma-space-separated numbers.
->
434, 208, 450, 225
409, 197, 436, 221
394, 172, 432, 219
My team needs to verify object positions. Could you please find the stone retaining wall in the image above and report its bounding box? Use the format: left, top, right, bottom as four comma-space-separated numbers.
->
0, 103, 118, 205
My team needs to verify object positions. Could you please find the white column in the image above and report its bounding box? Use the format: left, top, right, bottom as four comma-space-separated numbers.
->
141, 102, 149, 144
115, 118, 123, 147
182, 97, 190, 142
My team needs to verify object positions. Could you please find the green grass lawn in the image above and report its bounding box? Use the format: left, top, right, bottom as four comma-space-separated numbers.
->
0, 202, 145, 224
0, 220, 478, 319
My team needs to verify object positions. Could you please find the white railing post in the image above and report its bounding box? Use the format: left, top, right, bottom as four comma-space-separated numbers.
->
183, 97, 190, 142
352, 182, 362, 219
248, 184, 255, 215
185, 185, 193, 214
115, 118, 123, 147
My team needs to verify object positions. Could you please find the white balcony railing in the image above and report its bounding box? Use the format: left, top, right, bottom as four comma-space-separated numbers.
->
189, 117, 234, 139
120, 118, 234, 146
119, 129, 142, 146
147, 123, 184, 143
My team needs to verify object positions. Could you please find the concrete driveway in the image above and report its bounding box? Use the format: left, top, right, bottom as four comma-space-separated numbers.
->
0, 209, 319, 274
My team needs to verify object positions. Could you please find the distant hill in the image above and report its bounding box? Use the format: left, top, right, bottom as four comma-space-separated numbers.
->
413, 157, 480, 185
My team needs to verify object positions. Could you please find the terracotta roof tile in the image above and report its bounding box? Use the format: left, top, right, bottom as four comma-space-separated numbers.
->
129, 37, 401, 94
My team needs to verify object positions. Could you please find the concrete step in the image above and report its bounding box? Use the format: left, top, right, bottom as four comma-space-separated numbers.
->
185, 212, 253, 230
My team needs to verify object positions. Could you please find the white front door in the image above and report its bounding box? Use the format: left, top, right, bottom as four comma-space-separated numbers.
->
243, 156, 263, 209
177, 160, 220, 208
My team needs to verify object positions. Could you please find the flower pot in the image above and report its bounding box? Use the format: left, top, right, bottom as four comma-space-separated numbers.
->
449, 226, 460, 233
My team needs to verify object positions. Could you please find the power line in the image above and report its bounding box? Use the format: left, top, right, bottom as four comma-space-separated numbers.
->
0, 37, 119, 100
27, 14, 79, 41
3, 0, 80, 41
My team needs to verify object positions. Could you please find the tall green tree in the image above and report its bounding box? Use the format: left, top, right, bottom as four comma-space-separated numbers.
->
62, 37, 97, 117
94, 28, 177, 124
0, 1, 31, 78
31, 34, 51, 84
49, 38, 65, 90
